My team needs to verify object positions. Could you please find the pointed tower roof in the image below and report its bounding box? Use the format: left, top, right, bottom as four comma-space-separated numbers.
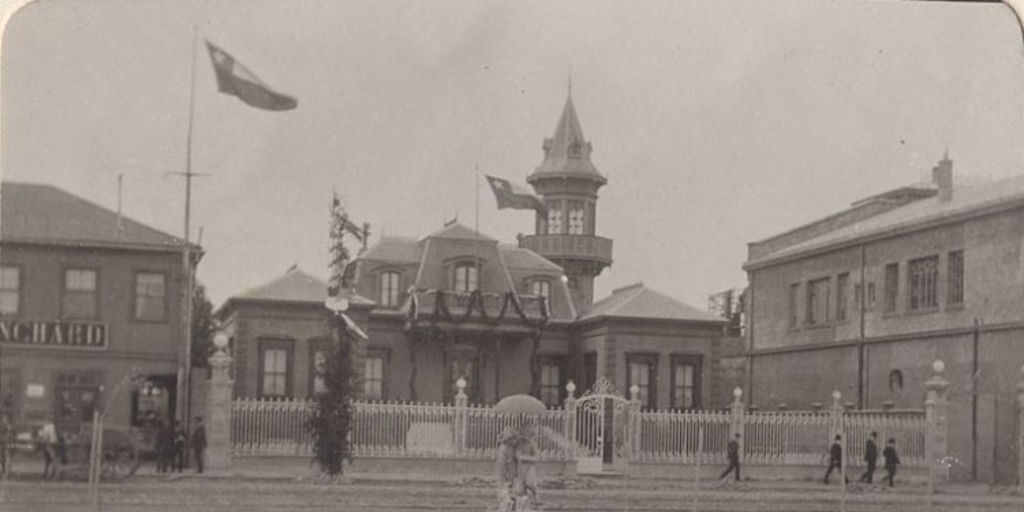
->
530, 95, 606, 184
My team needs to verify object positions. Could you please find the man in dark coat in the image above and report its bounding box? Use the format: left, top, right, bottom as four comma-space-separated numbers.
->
882, 438, 901, 487
859, 431, 878, 483
823, 434, 849, 484
192, 416, 207, 474
719, 432, 741, 481
155, 420, 174, 473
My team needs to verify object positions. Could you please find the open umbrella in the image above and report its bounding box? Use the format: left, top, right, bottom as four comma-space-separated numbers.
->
493, 394, 547, 415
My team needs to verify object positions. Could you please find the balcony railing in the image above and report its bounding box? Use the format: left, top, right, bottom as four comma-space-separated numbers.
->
518, 234, 613, 265
408, 289, 548, 327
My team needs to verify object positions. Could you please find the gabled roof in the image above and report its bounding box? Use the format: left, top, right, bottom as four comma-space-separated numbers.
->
580, 283, 724, 323
746, 173, 1024, 269
226, 267, 374, 306
421, 222, 497, 242
530, 95, 606, 183
1, 182, 192, 252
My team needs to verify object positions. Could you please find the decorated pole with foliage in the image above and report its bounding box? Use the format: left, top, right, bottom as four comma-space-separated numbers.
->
307, 193, 364, 477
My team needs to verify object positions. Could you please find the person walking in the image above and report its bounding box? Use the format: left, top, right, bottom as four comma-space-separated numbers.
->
859, 431, 878, 483
37, 421, 58, 479
719, 432, 741, 481
882, 438, 900, 487
823, 434, 849, 484
173, 421, 187, 472
191, 416, 207, 474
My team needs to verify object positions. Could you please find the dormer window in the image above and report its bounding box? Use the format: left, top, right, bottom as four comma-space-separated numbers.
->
529, 279, 550, 299
453, 262, 479, 293
379, 271, 401, 307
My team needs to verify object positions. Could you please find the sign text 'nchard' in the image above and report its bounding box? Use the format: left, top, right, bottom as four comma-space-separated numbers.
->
0, 319, 107, 348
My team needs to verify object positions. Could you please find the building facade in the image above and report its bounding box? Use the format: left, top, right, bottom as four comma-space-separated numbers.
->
744, 155, 1024, 483
218, 95, 727, 411
0, 182, 193, 439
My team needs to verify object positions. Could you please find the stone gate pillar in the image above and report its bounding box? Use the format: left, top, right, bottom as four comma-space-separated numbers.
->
925, 359, 951, 490
206, 334, 234, 472
628, 385, 642, 458
729, 387, 745, 453
564, 381, 577, 459
454, 377, 468, 456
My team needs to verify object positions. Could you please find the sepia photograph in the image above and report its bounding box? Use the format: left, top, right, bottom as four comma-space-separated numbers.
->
1, 0, 1024, 510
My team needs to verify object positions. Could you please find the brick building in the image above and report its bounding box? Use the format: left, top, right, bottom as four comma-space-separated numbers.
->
743, 154, 1024, 483
218, 94, 727, 411
0, 182, 194, 438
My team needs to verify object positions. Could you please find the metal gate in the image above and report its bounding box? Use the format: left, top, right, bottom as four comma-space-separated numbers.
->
575, 377, 632, 473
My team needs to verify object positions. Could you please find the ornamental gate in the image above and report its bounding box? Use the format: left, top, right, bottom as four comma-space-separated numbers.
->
574, 377, 634, 474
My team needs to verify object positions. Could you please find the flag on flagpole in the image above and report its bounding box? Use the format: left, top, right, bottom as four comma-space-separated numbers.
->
205, 41, 297, 111
486, 175, 547, 215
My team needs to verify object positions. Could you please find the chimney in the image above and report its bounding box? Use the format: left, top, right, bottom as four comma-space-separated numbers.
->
932, 152, 953, 203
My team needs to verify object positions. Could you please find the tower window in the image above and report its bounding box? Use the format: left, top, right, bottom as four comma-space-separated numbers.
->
567, 201, 585, 235
546, 201, 563, 234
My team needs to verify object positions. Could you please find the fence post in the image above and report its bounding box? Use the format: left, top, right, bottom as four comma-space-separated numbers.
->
1016, 364, 1024, 492
207, 333, 234, 471
565, 381, 577, 459
454, 377, 468, 456
925, 359, 950, 492
730, 387, 745, 455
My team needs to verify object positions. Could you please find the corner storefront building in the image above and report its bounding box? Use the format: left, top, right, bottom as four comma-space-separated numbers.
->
218, 94, 729, 410
0, 182, 195, 440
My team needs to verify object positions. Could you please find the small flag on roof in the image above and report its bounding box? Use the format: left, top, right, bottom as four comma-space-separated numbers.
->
205, 41, 297, 111
486, 175, 547, 216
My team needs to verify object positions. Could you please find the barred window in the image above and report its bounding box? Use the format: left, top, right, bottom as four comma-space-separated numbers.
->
0, 266, 20, 315
908, 256, 939, 310
947, 250, 964, 306
836, 273, 849, 321
884, 263, 899, 314
806, 278, 830, 325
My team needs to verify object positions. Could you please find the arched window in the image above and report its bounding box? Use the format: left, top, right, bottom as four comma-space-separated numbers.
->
453, 262, 479, 293
529, 279, 550, 299
888, 369, 904, 392
379, 271, 400, 307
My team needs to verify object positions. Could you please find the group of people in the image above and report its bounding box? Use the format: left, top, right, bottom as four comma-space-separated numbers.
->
719, 431, 901, 487
155, 416, 207, 474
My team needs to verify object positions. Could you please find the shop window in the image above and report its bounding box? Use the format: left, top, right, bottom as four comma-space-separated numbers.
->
671, 355, 701, 410
537, 356, 567, 407
259, 342, 292, 398
908, 255, 939, 310
379, 271, 401, 307
134, 272, 166, 321
948, 250, 964, 306
0, 266, 20, 316
626, 353, 657, 410
131, 377, 173, 428
63, 268, 98, 319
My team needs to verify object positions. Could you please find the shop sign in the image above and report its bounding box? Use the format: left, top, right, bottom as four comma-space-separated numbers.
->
0, 319, 107, 349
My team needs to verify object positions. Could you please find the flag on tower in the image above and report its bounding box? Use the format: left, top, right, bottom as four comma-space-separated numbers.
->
205, 41, 297, 111
486, 175, 547, 215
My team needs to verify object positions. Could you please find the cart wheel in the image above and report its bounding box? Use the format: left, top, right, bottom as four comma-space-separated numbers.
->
100, 428, 139, 481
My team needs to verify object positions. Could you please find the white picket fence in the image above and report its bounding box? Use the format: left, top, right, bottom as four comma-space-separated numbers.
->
231, 397, 927, 468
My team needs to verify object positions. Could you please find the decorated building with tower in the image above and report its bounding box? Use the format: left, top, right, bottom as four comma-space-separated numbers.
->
218, 93, 727, 411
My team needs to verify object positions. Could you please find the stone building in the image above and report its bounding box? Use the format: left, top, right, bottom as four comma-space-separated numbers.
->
218, 94, 728, 411
743, 154, 1024, 483
0, 182, 194, 437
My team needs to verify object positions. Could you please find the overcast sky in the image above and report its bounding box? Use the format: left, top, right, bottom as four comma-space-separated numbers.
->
3, 0, 1024, 310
